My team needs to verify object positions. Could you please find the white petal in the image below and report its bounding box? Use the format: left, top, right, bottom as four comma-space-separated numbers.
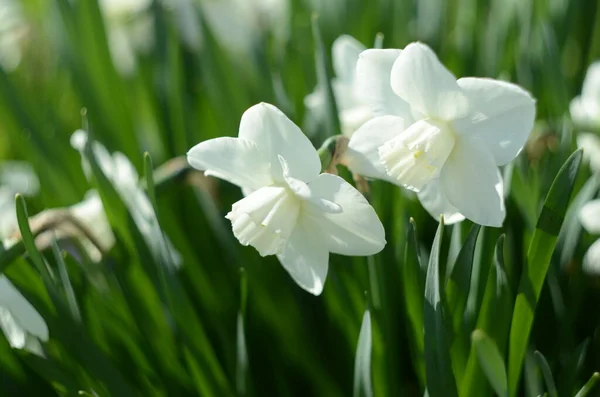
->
277, 218, 329, 295
187, 137, 272, 190
577, 133, 600, 173
440, 136, 505, 227
0, 307, 26, 349
390, 42, 468, 120
570, 97, 600, 128
582, 61, 600, 100
583, 239, 600, 275
452, 77, 536, 166
579, 199, 600, 234
417, 179, 465, 225
70, 190, 116, 254
304, 173, 386, 256
339, 104, 373, 137
355, 49, 414, 121
332, 35, 366, 83
0, 276, 48, 342
238, 103, 320, 183
345, 115, 405, 183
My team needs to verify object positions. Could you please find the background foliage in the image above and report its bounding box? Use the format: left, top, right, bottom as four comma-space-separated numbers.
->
0, 0, 600, 396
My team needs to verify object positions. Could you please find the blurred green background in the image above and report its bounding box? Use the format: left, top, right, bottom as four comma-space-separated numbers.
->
0, 0, 600, 396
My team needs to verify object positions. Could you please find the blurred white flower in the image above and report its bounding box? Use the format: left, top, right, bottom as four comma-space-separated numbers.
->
570, 62, 600, 128
187, 103, 385, 295
577, 132, 600, 173
71, 130, 182, 268
579, 200, 600, 275
98, 0, 152, 75
0, 0, 27, 71
0, 276, 48, 351
347, 42, 535, 227
200, 0, 289, 54
20, 191, 115, 263
304, 35, 373, 137
0, 161, 39, 240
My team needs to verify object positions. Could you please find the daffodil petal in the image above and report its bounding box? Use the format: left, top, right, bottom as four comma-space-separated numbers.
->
345, 115, 405, 183
305, 173, 386, 256
332, 35, 366, 83
453, 77, 536, 166
581, 61, 600, 99
417, 179, 465, 225
277, 219, 329, 296
579, 199, 600, 234
577, 133, 600, 173
390, 42, 468, 121
440, 136, 505, 227
583, 239, 600, 275
239, 103, 320, 183
355, 49, 413, 120
187, 137, 272, 190
0, 276, 48, 343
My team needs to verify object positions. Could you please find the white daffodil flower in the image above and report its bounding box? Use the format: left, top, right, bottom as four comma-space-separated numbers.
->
0, 276, 48, 351
347, 42, 536, 227
304, 35, 373, 137
577, 132, 600, 173
71, 130, 181, 268
579, 199, 600, 275
570, 62, 600, 128
0, 161, 39, 240
187, 103, 386, 295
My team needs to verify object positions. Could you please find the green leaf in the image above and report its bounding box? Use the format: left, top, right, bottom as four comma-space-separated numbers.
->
575, 373, 600, 397
508, 149, 583, 397
534, 351, 557, 397
311, 13, 341, 138
461, 235, 512, 397
353, 310, 373, 397
402, 218, 425, 384
424, 217, 458, 397
471, 329, 508, 397
445, 224, 481, 380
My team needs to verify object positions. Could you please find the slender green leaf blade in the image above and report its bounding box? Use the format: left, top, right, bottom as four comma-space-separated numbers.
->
424, 218, 458, 397
508, 149, 583, 397
471, 329, 508, 397
353, 310, 373, 397
534, 351, 558, 397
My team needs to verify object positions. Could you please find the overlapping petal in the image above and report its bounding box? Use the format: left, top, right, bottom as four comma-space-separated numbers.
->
277, 218, 329, 296
355, 49, 413, 120
304, 173, 386, 256
187, 137, 272, 190
239, 103, 320, 183
583, 239, 600, 275
577, 133, 600, 173
390, 42, 468, 121
580, 199, 600, 234
440, 136, 505, 227
417, 179, 465, 225
345, 115, 405, 183
0, 276, 48, 344
332, 35, 365, 83
453, 77, 536, 166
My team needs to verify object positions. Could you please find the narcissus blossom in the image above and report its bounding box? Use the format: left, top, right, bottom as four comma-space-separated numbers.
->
579, 200, 600, 275
0, 276, 48, 351
187, 103, 386, 295
570, 62, 600, 128
347, 42, 536, 227
305, 35, 373, 137
71, 130, 181, 267
577, 133, 600, 173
